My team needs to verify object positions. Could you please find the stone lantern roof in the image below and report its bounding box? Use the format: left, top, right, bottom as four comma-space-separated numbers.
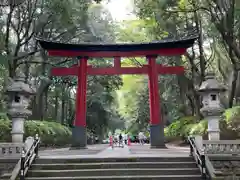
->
6, 73, 36, 95
198, 72, 227, 93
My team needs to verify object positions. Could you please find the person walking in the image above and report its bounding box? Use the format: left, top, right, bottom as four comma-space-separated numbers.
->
118, 133, 123, 147
124, 133, 128, 145
138, 131, 144, 145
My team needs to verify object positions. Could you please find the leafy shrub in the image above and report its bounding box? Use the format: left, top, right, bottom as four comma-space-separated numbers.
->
224, 106, 240, 133
0, 118, 11, 142
224, 106, 240, 122
189, 120, 208, 136
0, 115, 71, 147
182, 123, 195, 138
25, 120, 72, 147
164, 116, 197, 139
0, 113, 9, 120
165, 106, 240, 141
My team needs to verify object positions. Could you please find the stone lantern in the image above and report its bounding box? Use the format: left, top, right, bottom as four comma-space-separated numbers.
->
6, 73, 36, 143
198, 72, 227, 140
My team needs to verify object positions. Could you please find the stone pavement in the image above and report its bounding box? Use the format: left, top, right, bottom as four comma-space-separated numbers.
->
39, 144, 109, 158
38, 143, 191, 159
129, 144, 190, 157
97, 145, 130, 157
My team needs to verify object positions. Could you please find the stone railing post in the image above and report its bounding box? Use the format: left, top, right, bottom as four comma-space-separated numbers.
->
195, 135, 203, 150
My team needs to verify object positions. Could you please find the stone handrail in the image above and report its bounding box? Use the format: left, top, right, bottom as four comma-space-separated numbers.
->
205, 155, 217, 178
189, 136, 223, 179
0, 143, 24, 158
9, 135, 39, 180
188, 136, 207, 178
10, 160, 20, 180
193, 137, 240, 179
203, 140, 240, 155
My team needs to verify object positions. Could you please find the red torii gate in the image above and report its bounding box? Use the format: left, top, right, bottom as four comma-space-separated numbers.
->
37, 37, 196, 149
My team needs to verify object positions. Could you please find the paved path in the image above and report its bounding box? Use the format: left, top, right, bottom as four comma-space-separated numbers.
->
38, 143, 191, 159
128, 144, 190, 157
97, 145, 130, 157
39, 144, 109, 158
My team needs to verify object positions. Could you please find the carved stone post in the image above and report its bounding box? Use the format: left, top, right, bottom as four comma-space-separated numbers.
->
6, 74, 36, 143
198, 72, 227, 140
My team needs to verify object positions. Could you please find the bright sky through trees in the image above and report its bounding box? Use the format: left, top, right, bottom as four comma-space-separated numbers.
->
104, 0, 136, 21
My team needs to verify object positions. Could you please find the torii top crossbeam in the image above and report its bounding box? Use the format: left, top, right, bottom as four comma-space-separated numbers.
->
37, 37, 196, 57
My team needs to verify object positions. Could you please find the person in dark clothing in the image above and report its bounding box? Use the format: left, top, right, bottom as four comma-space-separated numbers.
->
119, 133, 123, 147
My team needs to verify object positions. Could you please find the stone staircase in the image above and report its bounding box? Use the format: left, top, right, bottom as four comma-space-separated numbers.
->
25, 156, 202, 180
209, 156, 240, 179
0, 158, 18, 179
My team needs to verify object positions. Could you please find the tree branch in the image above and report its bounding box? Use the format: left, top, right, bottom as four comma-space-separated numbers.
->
13, 49, 40, 62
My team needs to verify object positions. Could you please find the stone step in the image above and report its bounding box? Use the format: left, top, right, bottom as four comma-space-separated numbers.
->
25, 174, 202, 180
215, 172, 240, 176
27, 168, 200, 177
31, 161, 197, 170
36, 157, 194, 164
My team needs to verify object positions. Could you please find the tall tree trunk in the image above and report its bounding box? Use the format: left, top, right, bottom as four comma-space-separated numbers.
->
194, 10, 206, 82
30, 96, 38, 119
24, 62, 30, 82
193, 91, 202, 120
65, 87, 70, 126
61, 85, 66, 125
43, 90, 49, 120
54, 89, 59, 121
187, 95, 195, 116
229, 68, 238, 107
39, 50, 47, 120
188, 78, 202, 120
177, 75, 188, 115
227, 1, 237, 108
68, 97, 74, 127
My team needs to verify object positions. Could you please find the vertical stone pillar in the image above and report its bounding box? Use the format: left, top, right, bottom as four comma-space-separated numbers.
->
71, 57, 88, 149
6, 74, 35, 143
147, 56, 166, 148
198, 72, 227, 140
11, 117, 25, 142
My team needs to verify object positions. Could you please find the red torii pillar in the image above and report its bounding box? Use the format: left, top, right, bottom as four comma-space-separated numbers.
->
147, 55, 164, 148
72, 57, 88, 148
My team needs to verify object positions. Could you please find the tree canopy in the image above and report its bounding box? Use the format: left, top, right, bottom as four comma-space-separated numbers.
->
0, 0, 240, 140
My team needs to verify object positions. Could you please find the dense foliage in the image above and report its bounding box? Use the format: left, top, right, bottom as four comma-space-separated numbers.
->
116, 0, 240, 138
0, 113, 71, 146
0, 1, 124, 142
0, 0, 240, 144
165, 107, 240, 141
